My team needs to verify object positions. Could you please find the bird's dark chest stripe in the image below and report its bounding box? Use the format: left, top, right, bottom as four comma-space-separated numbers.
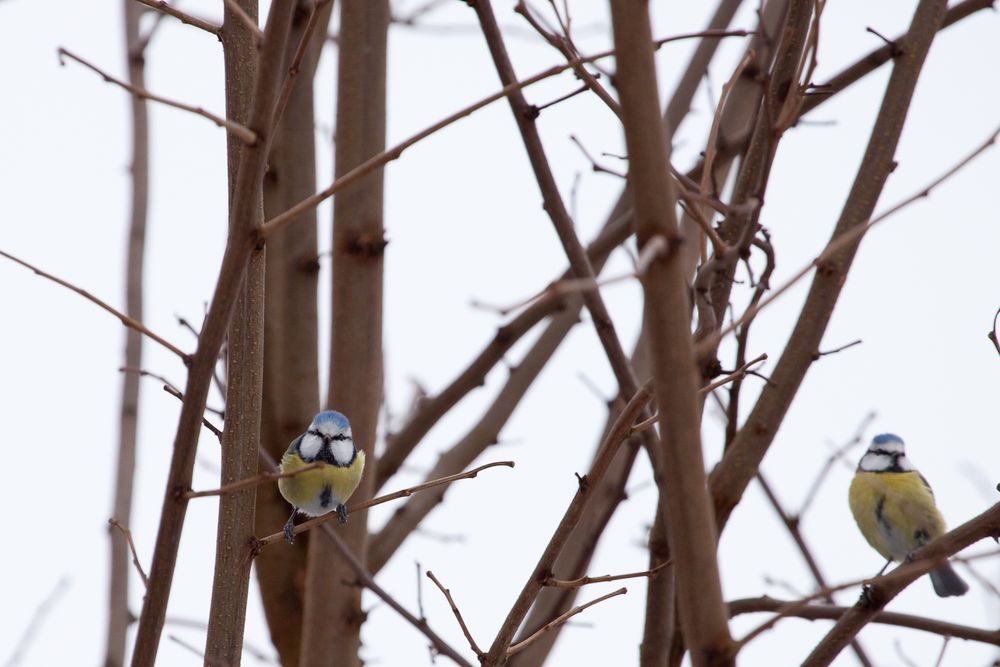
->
320, 484, 333, 509
875, 495, 892, 533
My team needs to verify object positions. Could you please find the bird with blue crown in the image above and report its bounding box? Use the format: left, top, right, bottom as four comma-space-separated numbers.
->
848, 433, 967, 597
277, 410, 366, 544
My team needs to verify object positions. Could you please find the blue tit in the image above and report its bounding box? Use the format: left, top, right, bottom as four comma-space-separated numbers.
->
278, 410, 366, 544
848, 433, 967, 597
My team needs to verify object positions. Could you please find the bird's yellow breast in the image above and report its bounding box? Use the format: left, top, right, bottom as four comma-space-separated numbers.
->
848, 471, 946, 561
278, 449, 366, 517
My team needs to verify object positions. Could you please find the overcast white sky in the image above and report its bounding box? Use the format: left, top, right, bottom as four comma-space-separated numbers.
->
1, 0, 998, 665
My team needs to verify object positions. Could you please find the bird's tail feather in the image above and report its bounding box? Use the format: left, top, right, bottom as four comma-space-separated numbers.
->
929, 563, 968, 597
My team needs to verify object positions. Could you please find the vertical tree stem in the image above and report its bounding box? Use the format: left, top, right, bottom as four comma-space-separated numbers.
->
299, 1, 388, 665
609, 1, 735, 665
106, 4, 148, 666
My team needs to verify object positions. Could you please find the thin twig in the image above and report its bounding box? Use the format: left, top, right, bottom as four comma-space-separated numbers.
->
701, 121, 1000, 359
160, 385, 223, 441
544, 561, 669, 588
184, 462, 325, 498
108, 518, 149, 587
131, 0, 221, 35
270, 0, 332, 129
426, 571, 484, 658
506, 587, 627, 657
57, 48, 257, 144
259, 28, 753, 239
702, 353, 768, 394
0, 249, 188, 361
797, 412, 876, 518
728, 596, 1000, 647
256, 461, 515, 547
814, 338, 862, 359
249, 448, 472, 667
630, 353, 767, 435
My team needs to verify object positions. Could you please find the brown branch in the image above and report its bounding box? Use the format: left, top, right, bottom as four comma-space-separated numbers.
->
269, 0, 332, 131
129, 2, 298, 663
506, 587, 627, 658
185, 462, 323, 498
709, 0, 988, 535
514, 0, 622, 119
131, 0, 221, 35
631, 354, 769, 436
803, 499, 1000, 666
477, 382, 653, 665
729, 596, 1000, 645
703, 112, 999, 364
610, 2, 735, 665
426, 570, 484, 659
0, 249, 187, 361
369, 305, 581, 573
259, 28, 751, 239
107, 6, 150, 665
755, 476, 874, 667
161, 385, 223, 441
545, 561, 669, 589
247, 448, 474, 667
57, 48, 257, 144
108, 518, 149, 587
701, 353, 768, 395
375, 208, 633, 491
256, 461, 515, 547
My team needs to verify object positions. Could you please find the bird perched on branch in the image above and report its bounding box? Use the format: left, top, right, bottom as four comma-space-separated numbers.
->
848, 433, 968, 597
278, 410, 366, 544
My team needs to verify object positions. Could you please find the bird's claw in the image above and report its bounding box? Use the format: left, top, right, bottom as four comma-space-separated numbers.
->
283, 518, 296, 544
337, 504, 349, 524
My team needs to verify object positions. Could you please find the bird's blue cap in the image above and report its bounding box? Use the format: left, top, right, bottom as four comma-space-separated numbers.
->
872, 433, 904, 445
312, 410, 350, 428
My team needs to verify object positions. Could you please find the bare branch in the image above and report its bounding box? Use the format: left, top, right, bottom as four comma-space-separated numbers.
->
57, 48, 257, 144
108, 518, 149, 588
426, 571, 484, 659
0, 249, 188, 361
131, 0, 221, 35
256, 461, 515, 547
729, 596, 1000, 646
545, 561, 669, 588
506, 587, 627, 658
185, 462, 324, 498
259, 28, 752, 239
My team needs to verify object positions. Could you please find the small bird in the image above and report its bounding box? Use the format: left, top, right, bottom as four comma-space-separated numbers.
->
278, 410, 366, 544
848, 433, 967, 597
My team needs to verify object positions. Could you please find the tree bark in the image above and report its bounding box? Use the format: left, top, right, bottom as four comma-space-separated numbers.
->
255, 2, 333, 665
106, 4, 148, 665
299, 1, 388, 665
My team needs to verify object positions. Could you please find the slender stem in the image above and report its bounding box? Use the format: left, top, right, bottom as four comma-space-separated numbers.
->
57, 48, 257, 144
131, 0, 222, 35
0, 249, 187, 361
427, 570, 484, 658
256, 461, 515, 547
506, 588, 627, 657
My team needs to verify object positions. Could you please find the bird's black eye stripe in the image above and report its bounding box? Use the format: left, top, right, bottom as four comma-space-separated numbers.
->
307, 429, 322, 437
331, 433, 349, 441
869, 448, 900, 457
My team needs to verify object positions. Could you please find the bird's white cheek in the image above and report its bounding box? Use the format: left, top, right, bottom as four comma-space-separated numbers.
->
331, 439, 355, 465
299, 433, 323, 460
